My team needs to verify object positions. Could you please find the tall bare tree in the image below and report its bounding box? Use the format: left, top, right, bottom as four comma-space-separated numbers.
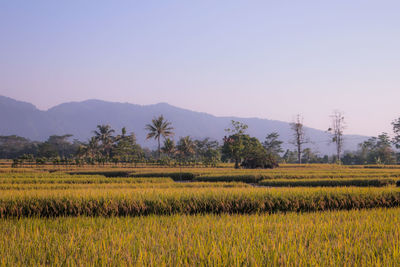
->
328, 111, 345, 163
289, 115, 308, 163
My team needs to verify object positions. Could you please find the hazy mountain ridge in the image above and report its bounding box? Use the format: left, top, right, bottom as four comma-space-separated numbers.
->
0, 95, 368, 155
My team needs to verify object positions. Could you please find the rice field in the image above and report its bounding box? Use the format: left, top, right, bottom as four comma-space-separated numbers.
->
0, 208, 399, 266
1, 187, 400, 217
1, 163, 400, 265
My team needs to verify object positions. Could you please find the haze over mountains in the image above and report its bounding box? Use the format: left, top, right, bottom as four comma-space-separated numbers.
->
0, 95, 368, 155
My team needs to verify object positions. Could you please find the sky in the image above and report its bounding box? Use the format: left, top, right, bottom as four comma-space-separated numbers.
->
0, 1, 399, 136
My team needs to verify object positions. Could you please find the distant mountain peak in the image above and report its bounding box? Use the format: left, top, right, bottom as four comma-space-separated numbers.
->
0, 95, 38, 111
154, 102, 171, 106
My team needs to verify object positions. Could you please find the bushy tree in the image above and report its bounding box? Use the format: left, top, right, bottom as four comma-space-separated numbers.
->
301, 148, 320, 164
341, 151, 363, 165
222, 120, 248, 168
357, 133, 396, 164
0, 135, 38, 159
263, 132, 283, 161
46, 135, 80, 158
113, 128, 142, 163
194, 138, 220, 166
282, 149, 298, 163
37, 142, 58, 158
241, 136, 278, 169
223, 130, 278, 169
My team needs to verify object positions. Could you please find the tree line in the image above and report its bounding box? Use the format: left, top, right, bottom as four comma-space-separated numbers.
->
286, 112, 400, 165
2, 112, 400, 168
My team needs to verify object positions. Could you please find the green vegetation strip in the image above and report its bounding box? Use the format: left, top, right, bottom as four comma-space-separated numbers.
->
258, 178, 396, 187
130, 172, 196, 180
69, 171, 197, 180
0, 188, 399, 217
69, 171, 132, 177
260, 173, 400, 179
194, 174, 400, 183
0, 208, 399, 265
195, 174, 265, 183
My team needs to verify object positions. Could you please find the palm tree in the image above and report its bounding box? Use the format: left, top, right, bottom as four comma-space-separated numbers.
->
177, 136, 195, 159
86, 136, 100, 161
145, 115, 174, 158
161, 138, 176, 158
76, 137, 99, 164
76, 144, 87, 161
93, 125, 115, 158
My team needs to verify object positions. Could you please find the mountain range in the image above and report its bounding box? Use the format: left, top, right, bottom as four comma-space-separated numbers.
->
0, 95, 368, 155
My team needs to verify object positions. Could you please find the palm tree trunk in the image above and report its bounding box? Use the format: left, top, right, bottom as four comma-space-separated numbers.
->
158, 136, 161, 159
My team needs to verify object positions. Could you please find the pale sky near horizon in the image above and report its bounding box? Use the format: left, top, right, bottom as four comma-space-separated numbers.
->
1, 1, 399, 136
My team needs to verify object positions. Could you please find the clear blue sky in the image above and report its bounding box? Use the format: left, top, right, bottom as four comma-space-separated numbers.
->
1, 1, 399, 136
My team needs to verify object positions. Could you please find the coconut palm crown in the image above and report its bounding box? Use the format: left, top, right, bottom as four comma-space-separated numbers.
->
161, 138, 176, 157
145, 115, 174, 157
93, 125, 115, 158
177, 136, 195, 158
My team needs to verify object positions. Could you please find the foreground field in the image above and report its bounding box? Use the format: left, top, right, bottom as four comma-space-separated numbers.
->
1, 208, 399, 266
1, 164, 400, 265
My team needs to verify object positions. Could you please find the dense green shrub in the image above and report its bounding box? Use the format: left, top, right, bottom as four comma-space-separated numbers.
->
69, 171, 132, 177
130, 172, 196, 181
195, 175, 265, 183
